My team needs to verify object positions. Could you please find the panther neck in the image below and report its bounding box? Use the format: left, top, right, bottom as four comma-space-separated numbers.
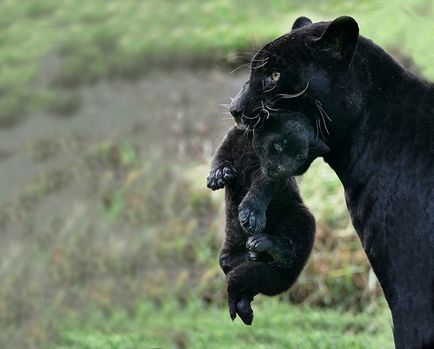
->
323, 35, 434, 185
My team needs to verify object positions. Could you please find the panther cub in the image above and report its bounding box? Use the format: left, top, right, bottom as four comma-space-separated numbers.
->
207, 112, 328, 324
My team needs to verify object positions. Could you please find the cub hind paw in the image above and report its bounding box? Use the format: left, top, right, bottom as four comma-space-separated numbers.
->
246, 234, 274, 254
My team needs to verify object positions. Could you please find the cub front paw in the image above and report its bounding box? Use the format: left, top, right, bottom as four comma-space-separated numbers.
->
207, 165, 236, 191
238, 200, 266, 235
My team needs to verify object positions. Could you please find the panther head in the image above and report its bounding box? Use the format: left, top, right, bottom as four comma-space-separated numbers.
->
229, 16, 360, 137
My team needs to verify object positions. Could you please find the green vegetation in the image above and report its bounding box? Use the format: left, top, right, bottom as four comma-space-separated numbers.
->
1, 0, 433, 126
56, 299, 393, 349
0, 138, 387, 348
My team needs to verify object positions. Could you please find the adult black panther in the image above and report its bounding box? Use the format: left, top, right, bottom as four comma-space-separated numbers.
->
229, 16, 434, 349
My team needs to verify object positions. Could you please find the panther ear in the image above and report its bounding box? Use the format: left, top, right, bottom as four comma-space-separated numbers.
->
313, 16, 359, 64
292, 16, 312, 30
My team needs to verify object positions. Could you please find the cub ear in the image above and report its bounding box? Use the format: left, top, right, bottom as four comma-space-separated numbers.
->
310, 138, 329, 157
292, 16, 312, 30
313, 16, 359, 64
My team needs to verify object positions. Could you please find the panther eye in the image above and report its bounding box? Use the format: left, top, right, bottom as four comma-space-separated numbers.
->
273, 143, 283, 152
271, 71, 280, 82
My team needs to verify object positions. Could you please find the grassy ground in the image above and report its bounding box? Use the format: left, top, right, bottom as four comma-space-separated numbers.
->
0, 69, 383, 349
55, 299, 393, 349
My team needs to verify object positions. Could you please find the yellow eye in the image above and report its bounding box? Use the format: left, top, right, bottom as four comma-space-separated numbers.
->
271, 71, 280, 81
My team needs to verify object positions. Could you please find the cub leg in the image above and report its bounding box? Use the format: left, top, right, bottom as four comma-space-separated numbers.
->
238, 173, 279, 234
207, 126, 240, 191
226, 261, 294, 325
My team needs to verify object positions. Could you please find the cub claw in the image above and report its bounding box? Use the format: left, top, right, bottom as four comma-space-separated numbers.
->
229, 299, 237, 321
207, 165, 236, 190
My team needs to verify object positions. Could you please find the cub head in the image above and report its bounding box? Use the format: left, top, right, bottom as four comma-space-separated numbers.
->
253, 112, 329, 177
229, 16, 360, 130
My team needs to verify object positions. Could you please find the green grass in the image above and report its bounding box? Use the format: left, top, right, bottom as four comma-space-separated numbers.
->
1, 0, 433, 125
55, 299, 393, 349
0, 146, 384, 348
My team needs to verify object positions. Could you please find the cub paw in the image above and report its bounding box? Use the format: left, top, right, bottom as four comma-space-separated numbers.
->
247, 234, 293, 268
246, 250, 261, 262
227, 274, 254, 325
238, 200, 266, 235
228, 294, 254, 325
207, 165, 236, 191
235, 297, 254, 325
246, 234, 274, 255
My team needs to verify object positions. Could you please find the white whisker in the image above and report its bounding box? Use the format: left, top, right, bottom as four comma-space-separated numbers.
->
318, 116, 326, 138
252, 116, 261, 138
315, 99, 331, 136
316, 100, 332, 121
269, 81, 310, 105
230, 62, 251, 74
264, 83, 278, 93
263, 108, 270, 119
242, 112, 259, 120
265, 103, 279, 112
251, 104, 264, 114
250, 58, 269, 70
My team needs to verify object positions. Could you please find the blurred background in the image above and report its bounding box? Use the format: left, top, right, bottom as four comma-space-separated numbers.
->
0, 1, 433, 348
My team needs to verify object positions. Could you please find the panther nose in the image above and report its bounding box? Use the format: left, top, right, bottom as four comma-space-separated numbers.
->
229, 104, 243, 120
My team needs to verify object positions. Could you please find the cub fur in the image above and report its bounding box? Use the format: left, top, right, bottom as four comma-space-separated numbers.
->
207, 113, 326, 324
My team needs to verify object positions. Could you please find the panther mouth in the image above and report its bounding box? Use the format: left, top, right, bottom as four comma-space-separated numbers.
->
238, 101, 282, 130
234, 82, 311, 129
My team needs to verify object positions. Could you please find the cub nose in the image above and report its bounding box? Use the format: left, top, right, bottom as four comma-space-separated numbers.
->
278, 164, 286, 173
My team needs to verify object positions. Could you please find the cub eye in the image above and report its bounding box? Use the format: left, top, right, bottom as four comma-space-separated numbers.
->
296, 153, 304, 160
273, 143, 283, 152
271, 71, 280, 82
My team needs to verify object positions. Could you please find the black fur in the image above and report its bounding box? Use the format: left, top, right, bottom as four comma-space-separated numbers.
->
207, 121, 315, 325
229, 16, 434, 348
252, 113, 329, 178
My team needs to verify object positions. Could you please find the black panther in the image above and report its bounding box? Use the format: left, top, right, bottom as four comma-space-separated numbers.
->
206, 113, 327, 324
229, 15, 434, 349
